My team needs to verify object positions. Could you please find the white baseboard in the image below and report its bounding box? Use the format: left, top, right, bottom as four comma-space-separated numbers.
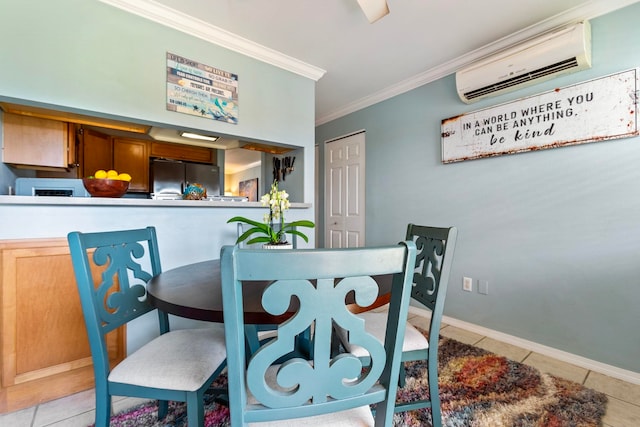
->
408, 306, 640, 385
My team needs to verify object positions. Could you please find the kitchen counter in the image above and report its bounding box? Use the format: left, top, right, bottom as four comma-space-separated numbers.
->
0, 194, 315, 249
0, 195, 315, 247
0, 195, 311, 209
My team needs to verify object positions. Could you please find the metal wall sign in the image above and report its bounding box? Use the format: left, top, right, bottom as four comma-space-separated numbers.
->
441, 68, 638, 163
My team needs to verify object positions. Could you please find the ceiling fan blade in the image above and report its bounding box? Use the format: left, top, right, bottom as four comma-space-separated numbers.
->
356, 0, 389, 23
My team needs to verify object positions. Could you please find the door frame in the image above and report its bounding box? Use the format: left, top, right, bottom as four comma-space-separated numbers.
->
323, 130, 366, 248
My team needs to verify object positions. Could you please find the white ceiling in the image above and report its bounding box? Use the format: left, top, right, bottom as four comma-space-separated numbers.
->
102, 0, 637, 125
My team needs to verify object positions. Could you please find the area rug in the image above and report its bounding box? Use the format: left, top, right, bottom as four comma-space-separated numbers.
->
99, 336, 607, 427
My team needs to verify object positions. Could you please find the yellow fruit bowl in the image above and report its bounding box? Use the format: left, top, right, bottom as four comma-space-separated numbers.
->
82, 178, 130, 198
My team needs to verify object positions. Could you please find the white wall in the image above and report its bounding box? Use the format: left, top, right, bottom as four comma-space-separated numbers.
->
226, 165, 261, 197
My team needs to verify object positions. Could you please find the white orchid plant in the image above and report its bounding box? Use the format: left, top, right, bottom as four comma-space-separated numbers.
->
227, 180, 314, 245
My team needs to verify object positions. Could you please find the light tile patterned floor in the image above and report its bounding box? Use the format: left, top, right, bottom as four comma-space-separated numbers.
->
2, 314, 639, 426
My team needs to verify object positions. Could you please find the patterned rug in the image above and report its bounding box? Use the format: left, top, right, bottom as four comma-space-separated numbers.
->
100, 337, 607, 427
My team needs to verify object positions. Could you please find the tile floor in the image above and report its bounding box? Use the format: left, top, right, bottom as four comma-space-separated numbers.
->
2, 313, 639, 426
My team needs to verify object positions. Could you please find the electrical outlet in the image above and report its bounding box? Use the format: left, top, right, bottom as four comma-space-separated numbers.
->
463, 277, 473, 292
479, 280, 489, 295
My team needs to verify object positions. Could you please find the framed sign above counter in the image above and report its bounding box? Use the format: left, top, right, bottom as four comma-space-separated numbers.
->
166, 52, 239, 125
441, 68, 638, 163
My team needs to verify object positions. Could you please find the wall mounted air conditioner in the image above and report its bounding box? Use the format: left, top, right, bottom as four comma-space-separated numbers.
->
456, 21, 591, 104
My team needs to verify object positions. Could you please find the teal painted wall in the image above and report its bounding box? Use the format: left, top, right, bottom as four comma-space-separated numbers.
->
0, 0, 316, 201
316, 4, 640, 373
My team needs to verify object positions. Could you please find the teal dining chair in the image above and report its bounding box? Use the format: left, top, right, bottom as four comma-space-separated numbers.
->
67, 227, 227, 427
336, 224, 457, 426
236, 221, 311, 356
220, 242, 417, 426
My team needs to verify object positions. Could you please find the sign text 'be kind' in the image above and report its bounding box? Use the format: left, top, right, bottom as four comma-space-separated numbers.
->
441, 68, 638, 163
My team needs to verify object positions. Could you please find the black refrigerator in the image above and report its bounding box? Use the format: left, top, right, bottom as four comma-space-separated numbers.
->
151, 159, 220, 199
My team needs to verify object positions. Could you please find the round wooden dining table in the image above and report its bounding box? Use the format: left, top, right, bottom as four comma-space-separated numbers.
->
146, 259, 393, 324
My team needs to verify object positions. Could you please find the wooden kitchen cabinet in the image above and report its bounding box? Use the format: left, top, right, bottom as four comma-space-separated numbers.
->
0, 238, 125, 413
81, 130, 150, 192
2, 113, 75, 169
151, 141, 216, 164
113, 137, 149, 192
81, 128, 113, 178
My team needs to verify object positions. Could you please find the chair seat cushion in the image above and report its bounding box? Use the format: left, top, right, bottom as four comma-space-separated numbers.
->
248, 406, 374, 426
337, 311, 428, 358
245, 365, 375, 426
109, 327, 226, 391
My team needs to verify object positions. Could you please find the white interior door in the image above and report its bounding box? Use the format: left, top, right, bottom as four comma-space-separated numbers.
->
324, 131, 366, 248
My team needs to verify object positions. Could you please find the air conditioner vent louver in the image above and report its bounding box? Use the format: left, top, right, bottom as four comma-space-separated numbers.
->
464, 58, 579, 100
456, 21, 591, 103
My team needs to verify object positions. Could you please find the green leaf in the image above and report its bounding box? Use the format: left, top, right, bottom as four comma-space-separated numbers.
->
227, 216, 264, 227
286, 220, 315, 229
228, 216, 315, 246
227, 216, 273, 244
288, 229, 310, 243
236, 226, 268, 243
246, 236, 272, 245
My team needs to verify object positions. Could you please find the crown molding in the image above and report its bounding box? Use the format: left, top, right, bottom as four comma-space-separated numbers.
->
97, 0, 638, 125
315, 0, 640, 125
98, 0, 326, 81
